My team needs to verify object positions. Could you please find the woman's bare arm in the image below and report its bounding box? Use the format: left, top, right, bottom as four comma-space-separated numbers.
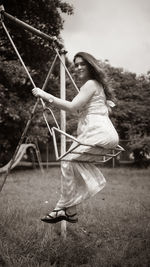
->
32, 80, 96, 113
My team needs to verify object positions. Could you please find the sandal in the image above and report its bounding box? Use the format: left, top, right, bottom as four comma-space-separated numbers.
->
41, 208, 78, 224
65, 209, 78, 223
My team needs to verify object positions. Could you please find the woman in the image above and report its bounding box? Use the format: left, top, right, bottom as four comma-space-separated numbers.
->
32, 52, 119, 224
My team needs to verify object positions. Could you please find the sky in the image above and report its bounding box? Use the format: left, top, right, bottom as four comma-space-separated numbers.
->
61, 0, 150, 75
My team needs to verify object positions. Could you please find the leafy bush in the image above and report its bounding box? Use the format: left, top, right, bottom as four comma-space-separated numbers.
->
129, 136, 150, 168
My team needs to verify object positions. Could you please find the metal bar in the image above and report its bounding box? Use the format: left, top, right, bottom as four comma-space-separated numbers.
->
70, 151, 116, 157
60, 52, 67, 239
42, 54, 58, 91
46, 143, 49, 170
2, 11, 57, 43
57, 144, 80, 161
34, 140, 44, 173
60, 158, 110, 163
1, 21, 45, 109
52, 127, 81, 144
1, 20, 36, 87
52, 128, 59, 159
45, 107, 60, 130
42, 111, 53, 135
55, 48, 79, 93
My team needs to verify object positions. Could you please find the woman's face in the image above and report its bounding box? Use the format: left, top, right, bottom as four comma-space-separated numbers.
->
74, 56, 91, 83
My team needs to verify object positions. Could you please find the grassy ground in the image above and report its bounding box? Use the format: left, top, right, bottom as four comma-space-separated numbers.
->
0, 167, 150, 267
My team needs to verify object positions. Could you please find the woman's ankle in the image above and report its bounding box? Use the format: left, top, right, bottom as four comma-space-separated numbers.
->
66, 205, 77, 215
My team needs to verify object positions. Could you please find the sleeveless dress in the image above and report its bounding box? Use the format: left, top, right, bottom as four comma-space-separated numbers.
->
55, 80, 119, 209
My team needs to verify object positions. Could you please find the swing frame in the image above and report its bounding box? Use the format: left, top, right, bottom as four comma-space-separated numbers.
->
52, 126, 124, 162
0, 5, 124, 191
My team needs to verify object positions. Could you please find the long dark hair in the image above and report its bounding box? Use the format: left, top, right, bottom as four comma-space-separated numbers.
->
73, 52, 114, 100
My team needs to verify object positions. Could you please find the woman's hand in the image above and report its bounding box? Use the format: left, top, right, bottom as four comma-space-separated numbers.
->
32, 87, 43, 98
32, 87, 54, 103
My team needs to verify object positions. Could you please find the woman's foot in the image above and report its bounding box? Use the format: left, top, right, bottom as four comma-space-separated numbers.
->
41, 208, 78, 224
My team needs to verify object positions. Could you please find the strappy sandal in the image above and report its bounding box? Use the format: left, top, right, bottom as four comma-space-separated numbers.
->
64, 209, 78, 223
41, 208, 78, 224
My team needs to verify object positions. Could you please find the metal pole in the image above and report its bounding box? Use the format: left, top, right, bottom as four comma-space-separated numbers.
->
55, 48, 79, 93
2, 10, 57, 43
46, 143, 49, 170
112, 150, 115, 168
60, 51, 67, 239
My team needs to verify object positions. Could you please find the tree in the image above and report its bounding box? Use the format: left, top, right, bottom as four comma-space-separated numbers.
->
130, 136, 150, 168
103, 63, 150, 166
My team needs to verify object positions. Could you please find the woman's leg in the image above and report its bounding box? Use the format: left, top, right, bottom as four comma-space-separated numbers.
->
41, 143, 106, 224
41, 160, 78, 223
55, 160, 106, 209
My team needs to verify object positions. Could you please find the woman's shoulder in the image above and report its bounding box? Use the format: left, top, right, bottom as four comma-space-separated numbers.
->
85, 79, 98, 86
85, 79, 104, 94
82, 79, 100, 90
80, 80, 97, 96
86, 79, 103, 89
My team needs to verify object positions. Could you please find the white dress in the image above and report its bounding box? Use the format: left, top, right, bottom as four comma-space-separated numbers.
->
55, 80, 119, 209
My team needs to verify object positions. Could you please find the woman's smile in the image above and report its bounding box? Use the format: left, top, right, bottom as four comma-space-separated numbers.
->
74, 56, 91, 82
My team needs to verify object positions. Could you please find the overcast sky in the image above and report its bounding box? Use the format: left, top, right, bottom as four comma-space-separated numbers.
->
61, 0, 150, 75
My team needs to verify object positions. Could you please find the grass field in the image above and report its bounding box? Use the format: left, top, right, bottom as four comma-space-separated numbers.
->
0, 166, 150, 267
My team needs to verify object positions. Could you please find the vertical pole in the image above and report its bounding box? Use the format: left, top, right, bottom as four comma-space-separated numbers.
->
34, 139, 44, 174
46, 143, 49, 170
112, 150, 115, 168
60, 51, 67, 239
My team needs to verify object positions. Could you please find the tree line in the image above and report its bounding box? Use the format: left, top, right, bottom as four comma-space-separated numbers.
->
0, 0, 150, 167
